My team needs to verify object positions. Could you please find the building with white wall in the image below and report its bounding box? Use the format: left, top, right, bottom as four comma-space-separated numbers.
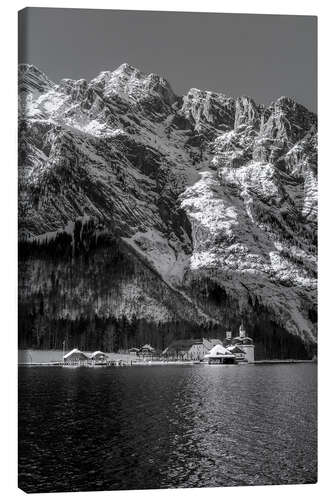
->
163, 338, 223, 361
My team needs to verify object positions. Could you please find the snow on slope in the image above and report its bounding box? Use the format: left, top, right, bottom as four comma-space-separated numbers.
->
18, 63, 318, 349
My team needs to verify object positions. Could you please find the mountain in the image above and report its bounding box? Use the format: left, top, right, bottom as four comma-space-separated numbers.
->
18, 63, 317, 359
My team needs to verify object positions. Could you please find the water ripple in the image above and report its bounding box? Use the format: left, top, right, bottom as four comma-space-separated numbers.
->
18, 364, 317, 492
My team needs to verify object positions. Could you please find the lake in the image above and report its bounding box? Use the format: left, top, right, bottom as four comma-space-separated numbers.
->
18, 363, 317, 493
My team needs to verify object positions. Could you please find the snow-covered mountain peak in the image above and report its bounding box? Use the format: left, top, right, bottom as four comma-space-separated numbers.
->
18, 64, 317, 357
115, 62, 140, 74
89, 63, 178, 109
18, 63, 54, 94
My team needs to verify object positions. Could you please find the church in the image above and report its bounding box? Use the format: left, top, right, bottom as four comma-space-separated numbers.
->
223, 325, 255, 363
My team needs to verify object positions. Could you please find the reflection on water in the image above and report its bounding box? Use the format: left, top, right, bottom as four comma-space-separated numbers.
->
18, 364, 317, 492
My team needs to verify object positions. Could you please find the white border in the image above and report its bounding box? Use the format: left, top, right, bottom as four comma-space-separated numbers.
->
1, 1, 331, 499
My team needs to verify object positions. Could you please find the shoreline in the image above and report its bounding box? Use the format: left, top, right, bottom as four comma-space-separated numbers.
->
18, 349, 316, 366
18, 359, 316, 367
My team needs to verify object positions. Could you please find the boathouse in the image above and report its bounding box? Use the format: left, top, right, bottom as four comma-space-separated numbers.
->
204, 344, 236, 364
90, 351, 108, 363
227, 345, 247, 362
129, 347, 140, 356
63, 348, 89, 365
140, 344, 155, 356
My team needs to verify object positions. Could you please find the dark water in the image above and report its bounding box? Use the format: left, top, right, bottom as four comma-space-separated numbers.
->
18, 364, 317, 493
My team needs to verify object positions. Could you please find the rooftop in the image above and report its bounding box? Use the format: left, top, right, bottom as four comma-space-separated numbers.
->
163, 339, 203, 352
63, 348, 88, 359
141, 344, 155, 352
90, 351, 107, 358
232, 336, 254, 344
227, 345, 246, 354
205, 344, 234, 358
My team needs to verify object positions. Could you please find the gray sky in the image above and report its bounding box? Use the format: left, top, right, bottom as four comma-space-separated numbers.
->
19, 8, 317, 112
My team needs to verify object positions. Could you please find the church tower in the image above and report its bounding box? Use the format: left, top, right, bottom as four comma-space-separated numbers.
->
234, 323, 255, 362
239, 324, 246, 338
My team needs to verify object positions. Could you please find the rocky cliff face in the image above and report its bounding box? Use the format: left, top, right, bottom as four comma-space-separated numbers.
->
18, 63, 317, 358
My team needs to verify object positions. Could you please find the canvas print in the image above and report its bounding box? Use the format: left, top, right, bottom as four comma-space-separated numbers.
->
18, 8, 317, 493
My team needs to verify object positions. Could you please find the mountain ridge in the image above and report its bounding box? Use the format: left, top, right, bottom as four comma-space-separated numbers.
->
18, 63, 317, 358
